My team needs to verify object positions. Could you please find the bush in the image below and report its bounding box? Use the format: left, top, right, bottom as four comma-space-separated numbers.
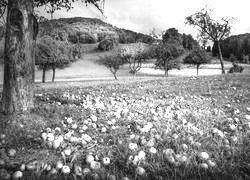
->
228, 62, 244, 73
98, 39, 117, 51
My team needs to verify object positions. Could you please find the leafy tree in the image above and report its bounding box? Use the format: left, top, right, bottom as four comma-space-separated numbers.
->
184, 48, 210, 75
154, 42, 184, 77
98, 53, 125, 80
186, 8, 233, 74
162, 28, 182, 45
98, 39, 117, 51
35, 36, 78, 83
0, 0, 104, 115
182, 34, 197, 50
119, 43, 150, 77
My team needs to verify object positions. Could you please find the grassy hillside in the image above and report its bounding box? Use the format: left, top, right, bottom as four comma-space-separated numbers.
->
0, 74, 250, 179
39, 17, 154, 44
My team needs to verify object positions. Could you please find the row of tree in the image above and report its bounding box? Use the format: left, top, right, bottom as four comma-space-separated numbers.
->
98, 28, 210, 79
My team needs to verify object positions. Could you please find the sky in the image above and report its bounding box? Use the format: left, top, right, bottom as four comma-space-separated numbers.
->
39, 0, 250, 38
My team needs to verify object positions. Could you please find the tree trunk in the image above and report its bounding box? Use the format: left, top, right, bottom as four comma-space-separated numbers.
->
52, 66, 55, 82
164, 61, 168, 77
197, 64, 199, 76
217, 41, 225, 74
113, 73, 118, 80
1, 0, 37, 114
42, 66, 46, 83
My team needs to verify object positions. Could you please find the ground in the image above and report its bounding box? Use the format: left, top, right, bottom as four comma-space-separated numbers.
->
0, 74, 250, 180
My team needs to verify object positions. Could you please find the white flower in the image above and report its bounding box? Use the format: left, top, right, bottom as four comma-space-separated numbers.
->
128, 143, 138, 151
200, 163, 208, 169
62, 165, 70, 174
53, 139, 61, 149
102, 157, 111, 165
56, 161, 63, 169
47, 133, 55, 142
200, 152, 209, 160
136, 166, 145, 175
207, 160, 216, 167
67, 117, 73, 124
229, 124, 236, 131
90, 115, 98, 122
138, 151, 146, 160
133, 156, 140, 165
149, 147, 157, 154
82, 168, 91, 175
82, 134, 92, 142
12, 171, 23, 179
101, 127, 107, 133
41, 132, 47, 141
90, 161, 101, 170
231, 136, 238, 142
181, 144, 188, 151
245, 114, 250, 121
163, 148, 175, 156
8, 149, 16, 157
64, 148, 72, 156
86, 155, 95, 164
71, 123, 78, 129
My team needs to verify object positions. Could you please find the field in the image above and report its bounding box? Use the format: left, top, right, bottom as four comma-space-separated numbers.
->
0, 74, 250, 180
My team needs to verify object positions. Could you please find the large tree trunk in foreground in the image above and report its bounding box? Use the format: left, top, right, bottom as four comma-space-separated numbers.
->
217, 41, 225, 74
1, 0, 38, 114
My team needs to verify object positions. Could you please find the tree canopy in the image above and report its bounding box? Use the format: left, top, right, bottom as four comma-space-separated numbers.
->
185, 8, 233, 74
184, 48, 210, 75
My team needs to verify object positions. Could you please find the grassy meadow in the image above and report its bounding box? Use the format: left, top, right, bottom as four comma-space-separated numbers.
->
0, 74, 250, 179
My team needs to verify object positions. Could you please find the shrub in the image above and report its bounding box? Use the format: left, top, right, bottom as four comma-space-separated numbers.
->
228, 62, 244, 73
98, 39, 117, 51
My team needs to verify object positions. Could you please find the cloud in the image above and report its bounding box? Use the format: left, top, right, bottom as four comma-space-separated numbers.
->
38, 0, 250, 38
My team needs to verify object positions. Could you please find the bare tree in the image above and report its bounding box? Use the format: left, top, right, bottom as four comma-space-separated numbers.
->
185, 8, 233, 74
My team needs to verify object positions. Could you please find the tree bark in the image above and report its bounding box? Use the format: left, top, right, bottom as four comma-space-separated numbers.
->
42, 66, 46, 83
52, 66, 55, 82
217, 41, 225, 74
1, 0, 37, 114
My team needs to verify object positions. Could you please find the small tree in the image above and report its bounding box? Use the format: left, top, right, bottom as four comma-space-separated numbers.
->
155, 43, 183, 76
119, 43, 149, 77
185, 8, 233, 74
35, 36, 77, 83
98, 54, 125, 80
184, 48, 210, 75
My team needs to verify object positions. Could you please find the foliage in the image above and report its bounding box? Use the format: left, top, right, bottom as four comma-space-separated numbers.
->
185, 8, 233, 74
162, 28, 183, 45
98, 52, 125, 79
119, 43, 150, 76
35, 36, 78, 82
184, 48, 210, 75
98, 39, 117, 51
154, 43, 184, 76
219, 33, 250, 61
182, 33, 198, 50
228, 62, 244, 73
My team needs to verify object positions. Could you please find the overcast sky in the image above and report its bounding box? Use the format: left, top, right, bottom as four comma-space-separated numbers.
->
39, 0, 250, 38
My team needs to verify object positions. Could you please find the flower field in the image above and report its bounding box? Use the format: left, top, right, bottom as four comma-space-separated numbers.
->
0, 74, 250, 180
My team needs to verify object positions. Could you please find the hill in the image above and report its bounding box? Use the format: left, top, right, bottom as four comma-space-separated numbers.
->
39, 17, 154, 44
213, 33, 250, 62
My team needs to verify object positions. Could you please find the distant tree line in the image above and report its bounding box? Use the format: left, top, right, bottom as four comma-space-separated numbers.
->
212, 33, 250, 63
